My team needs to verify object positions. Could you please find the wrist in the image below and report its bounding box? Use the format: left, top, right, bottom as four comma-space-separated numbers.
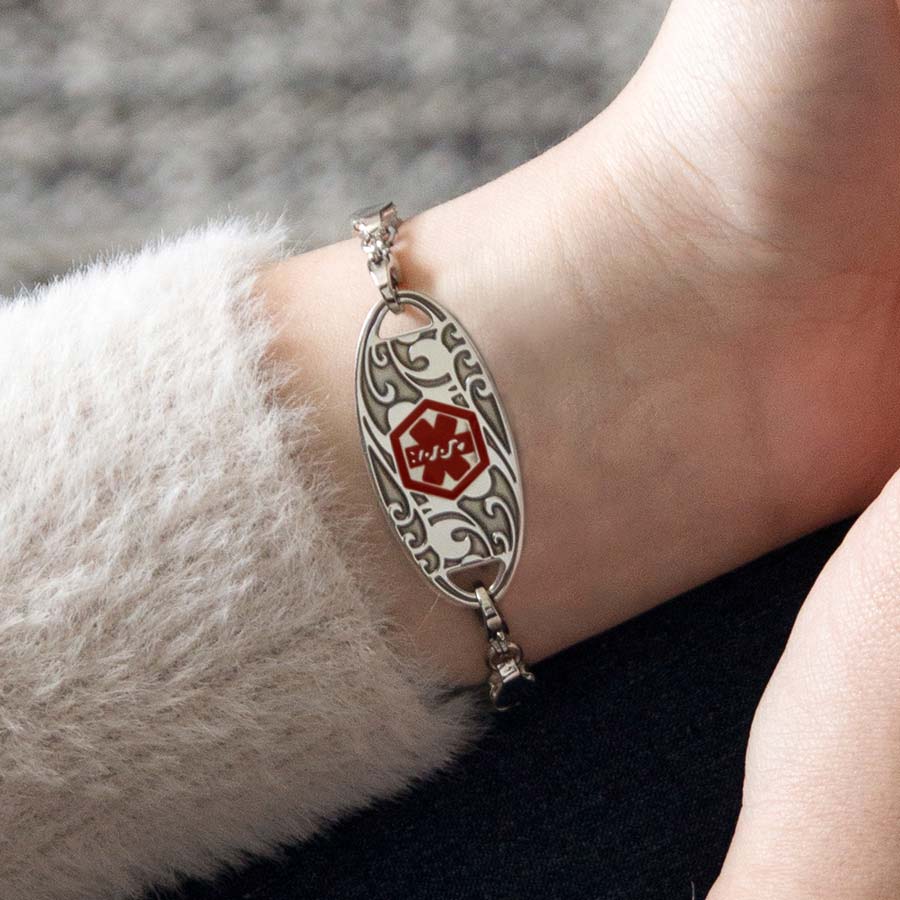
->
254, 111, 889, 688
257, 161, 577, 686
255, 128, 766, 686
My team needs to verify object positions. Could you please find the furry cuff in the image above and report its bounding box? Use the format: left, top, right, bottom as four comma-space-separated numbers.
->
0, 222, 481, 900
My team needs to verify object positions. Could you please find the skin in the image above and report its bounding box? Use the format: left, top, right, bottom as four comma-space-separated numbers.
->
259, 0, 900, 895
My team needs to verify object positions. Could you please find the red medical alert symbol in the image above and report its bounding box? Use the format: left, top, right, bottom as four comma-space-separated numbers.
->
389, 399, 489, 500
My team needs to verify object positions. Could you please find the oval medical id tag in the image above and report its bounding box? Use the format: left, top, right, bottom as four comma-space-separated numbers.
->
354, 290, 524, 608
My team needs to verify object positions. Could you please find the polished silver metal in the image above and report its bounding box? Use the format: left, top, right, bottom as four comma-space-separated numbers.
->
354, 290, 524, 608
351, 202, 403, 312
476, 585, 535, 709
352, 202, 533, 708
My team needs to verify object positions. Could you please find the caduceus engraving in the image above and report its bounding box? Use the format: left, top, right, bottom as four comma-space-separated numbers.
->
355, 291, 524, 608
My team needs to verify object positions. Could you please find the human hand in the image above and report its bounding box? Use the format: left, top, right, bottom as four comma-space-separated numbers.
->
602, 0, 900, 310
562, 0, 900, 517
707, 468, 900, 899
259, 0, 900, 686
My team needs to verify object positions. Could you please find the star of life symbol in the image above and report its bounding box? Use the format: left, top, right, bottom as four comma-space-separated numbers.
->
389, 399, 490, 500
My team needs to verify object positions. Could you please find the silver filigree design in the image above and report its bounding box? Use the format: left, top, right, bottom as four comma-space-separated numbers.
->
355, 290, 524, 608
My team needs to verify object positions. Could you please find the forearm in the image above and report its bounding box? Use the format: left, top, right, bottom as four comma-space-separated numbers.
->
258, 126, 885, 687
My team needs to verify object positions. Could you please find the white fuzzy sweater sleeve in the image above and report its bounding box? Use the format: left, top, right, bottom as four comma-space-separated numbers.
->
0, 222, 481, 900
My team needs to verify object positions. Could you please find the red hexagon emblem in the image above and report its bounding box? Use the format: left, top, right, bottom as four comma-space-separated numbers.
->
389, 399, 489, 500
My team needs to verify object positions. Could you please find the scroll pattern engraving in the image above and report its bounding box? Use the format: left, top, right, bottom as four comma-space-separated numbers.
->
355, 291, 524, 607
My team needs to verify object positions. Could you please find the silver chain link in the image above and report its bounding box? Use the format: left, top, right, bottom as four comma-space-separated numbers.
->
351, 202, 403, 313
475, 585, 535, 710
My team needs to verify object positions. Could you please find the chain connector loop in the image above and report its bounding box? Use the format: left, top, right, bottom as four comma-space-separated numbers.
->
475, 584, 535, 710
351, 201, 403, 312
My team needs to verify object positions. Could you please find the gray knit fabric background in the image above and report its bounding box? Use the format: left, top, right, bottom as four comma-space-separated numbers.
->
0, 0, 667, 294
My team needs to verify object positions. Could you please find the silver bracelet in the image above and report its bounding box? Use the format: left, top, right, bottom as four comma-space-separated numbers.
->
352, 202, 535, 709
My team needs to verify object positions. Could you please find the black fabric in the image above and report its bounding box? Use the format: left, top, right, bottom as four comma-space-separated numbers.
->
154, 520, 850, 900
